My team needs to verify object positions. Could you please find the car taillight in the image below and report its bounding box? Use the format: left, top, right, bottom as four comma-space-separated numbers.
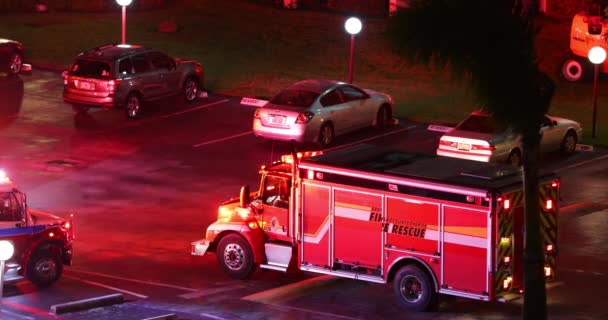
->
107, 79, 121, 92
295, 112, 314, 124
62, 71, 69, 85
254, 108, 261, 119
195, 64, 203, 73
471, 144, 496, 151
439, 139, 458, 148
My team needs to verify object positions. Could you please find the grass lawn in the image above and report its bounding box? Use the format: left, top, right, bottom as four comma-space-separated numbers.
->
1, 0, 607, 146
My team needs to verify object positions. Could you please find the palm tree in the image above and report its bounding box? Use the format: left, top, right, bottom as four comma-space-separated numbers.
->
386, 1, 550, 319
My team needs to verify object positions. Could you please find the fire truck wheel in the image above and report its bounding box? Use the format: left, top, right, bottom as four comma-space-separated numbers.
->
217, 234, 256, 279
507, 149, 522, 167
27, 247, 63, 287
393, 265, 436, 312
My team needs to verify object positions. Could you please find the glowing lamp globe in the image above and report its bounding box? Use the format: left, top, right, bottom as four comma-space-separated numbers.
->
116, 0, 132, 6
0, 241, 14, 261
345, 17, 362, 35
589, 46, 606, 64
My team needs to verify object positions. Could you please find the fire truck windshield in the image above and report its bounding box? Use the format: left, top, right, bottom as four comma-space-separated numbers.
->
0, 192, 22, 222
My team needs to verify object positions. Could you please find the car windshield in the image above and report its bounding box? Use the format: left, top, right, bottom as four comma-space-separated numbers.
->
457, 114, 505, 134
269, 89, 319, 108
70, 59, 111, 78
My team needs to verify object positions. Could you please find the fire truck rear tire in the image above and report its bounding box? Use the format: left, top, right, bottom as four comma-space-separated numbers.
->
393, 265, 436, 312
27, 247, 63, 288
217, 234, 256, 279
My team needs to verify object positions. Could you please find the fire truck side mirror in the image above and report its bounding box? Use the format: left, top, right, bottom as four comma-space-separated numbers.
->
239, 185, 250, 208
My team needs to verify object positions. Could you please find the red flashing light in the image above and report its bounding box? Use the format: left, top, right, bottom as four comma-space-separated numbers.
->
546, 200, 553, 210
551, 181, 559, 188
503, 199, 511, 210
546, 244, 553, 252
504, 256, 511, 264
195, 64, 203, 73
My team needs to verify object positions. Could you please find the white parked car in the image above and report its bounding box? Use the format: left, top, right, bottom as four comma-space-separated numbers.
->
253, 79, 394, 148
436, 110, 583, 166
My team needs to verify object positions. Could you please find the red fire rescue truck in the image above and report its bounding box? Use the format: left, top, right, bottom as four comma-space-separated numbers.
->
0, 169, 74, 287
191, 144, 559, 311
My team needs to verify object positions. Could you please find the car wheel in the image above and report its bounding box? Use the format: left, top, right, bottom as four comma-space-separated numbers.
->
217, 234, 256, 280
26, 247, 63, 288
125, 93, 141, 119
393, 265, 436, 312
375, 105, 389, 129
317, 123, 334, 148
507, 149, 522, 167
71, 104, 89, 113
560, 130, 578, 155
183, 77, 198, 102
561, 57, 589, 82
8, 51, 23, 75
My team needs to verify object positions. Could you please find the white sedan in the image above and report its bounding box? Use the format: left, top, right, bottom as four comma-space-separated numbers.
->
436, 110, 583, 166
253, 79, 394, 148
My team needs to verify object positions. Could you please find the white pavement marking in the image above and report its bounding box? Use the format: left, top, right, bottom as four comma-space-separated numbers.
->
561, 267, 606, 277
0, 309, 35, 320
65, 275, 148, 299
160, 99, 230, 118
555, 154, 608, 172
200, 313, 230, 320
194, 131, 252, 147
68, 269, 198, 292
324, 125, 417, 153
178, 284, 248, 299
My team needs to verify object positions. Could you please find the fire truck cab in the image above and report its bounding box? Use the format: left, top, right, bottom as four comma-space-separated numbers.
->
0, 170, 74, 287
192, 145, 559, 311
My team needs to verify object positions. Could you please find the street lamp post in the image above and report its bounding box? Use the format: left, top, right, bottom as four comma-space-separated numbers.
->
116, 0, 133, 44
588, 46, 606, 138
0, 240, 14, 301
344, 17, 362, 84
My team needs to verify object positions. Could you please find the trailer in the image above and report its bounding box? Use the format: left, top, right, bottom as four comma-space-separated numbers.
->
192, 144, 559, 311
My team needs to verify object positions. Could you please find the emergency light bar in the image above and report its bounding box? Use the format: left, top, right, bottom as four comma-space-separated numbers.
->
0, 170, 10, 184
281, 151, 323, 164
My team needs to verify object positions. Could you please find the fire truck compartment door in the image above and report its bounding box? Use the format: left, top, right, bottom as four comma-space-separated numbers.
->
441, 205, 491, 296
333, 188, 383, 269
300, 183, 331, 268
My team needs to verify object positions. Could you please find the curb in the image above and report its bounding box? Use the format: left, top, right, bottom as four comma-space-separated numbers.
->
141, 314, 177, 320
241, 275, 343, 304
31, 62, 67, 73
50, 293, 124, 314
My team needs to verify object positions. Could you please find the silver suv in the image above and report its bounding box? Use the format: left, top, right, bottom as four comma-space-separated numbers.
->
63, 44, 204, 118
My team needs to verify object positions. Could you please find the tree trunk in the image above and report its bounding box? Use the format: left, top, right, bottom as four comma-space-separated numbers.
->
521, 130, 547, 320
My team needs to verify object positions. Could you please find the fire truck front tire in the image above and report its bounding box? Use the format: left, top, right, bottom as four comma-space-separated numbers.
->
393, 265, 436, 312
26, 246, 63, 287
217, 234, 256, 279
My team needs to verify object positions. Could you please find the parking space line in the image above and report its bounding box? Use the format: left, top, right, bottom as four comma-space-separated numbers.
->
67, 269, 198, 292
200, 313, 230, 320
193, 131, 252, 147
178, 284, 248, 299
555, 154, 608, 172
160, 99, 230, 119
265, 303, 361, 320
64, 275, 149, 299
324, 125, 417, 153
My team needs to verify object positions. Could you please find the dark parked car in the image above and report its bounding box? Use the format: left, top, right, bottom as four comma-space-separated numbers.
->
62, 43, 204, 118
0, 38, 24, 75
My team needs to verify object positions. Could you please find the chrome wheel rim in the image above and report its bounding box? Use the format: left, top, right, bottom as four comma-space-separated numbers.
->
320, 126, 332, 146
185, 79, 198, 101
35, 257, 57, 280
223, 243, 245, 271
399, 275, 423, 303
564, 135, 576, 153
126, 96, 140, 118
9, 53, 22, 74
